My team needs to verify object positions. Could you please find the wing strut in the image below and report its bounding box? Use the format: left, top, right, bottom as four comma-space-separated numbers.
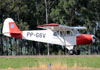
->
55, 30, 74, 50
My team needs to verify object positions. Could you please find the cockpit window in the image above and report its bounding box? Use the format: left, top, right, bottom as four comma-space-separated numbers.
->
54, 30, 75, 37
66, 31, 73, 36
67, 31, 70, 35
73, 29, 79, 34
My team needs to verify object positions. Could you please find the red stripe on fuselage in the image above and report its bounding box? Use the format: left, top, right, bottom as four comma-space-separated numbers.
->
9, 22, 22, 39
76, 34, 92, 45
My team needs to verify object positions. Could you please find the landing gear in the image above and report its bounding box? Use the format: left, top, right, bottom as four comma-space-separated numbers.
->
65, 46, 81, 55
68, 49, 80, 55
68, 50, 74, 55
75, 49, 80, 55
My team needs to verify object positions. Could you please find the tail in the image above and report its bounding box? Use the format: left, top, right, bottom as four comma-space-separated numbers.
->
2, 18, 22, 39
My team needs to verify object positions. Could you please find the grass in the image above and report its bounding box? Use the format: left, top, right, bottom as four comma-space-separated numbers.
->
0, 57, 100, 68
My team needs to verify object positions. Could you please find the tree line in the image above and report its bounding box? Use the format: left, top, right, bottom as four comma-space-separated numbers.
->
0, 0, 100, 55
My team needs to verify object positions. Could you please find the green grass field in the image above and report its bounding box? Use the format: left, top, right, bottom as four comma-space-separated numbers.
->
0, 56, 100, 69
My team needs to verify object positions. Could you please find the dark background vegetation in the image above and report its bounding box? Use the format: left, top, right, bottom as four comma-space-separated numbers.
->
0, 0, 100, 55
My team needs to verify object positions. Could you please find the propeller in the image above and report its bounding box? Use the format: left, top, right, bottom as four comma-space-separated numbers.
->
92, 35, 98, 43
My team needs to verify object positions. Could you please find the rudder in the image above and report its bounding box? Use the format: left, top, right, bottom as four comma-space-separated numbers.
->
2, 18, 22, 39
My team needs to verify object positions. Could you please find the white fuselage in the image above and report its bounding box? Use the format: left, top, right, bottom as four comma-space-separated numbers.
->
22, 29, 76, 46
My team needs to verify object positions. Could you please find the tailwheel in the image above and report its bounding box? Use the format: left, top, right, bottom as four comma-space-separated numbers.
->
68, 50, 74, 55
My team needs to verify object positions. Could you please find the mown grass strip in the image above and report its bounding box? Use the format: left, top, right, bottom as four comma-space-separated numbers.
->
0, 57, 99, 68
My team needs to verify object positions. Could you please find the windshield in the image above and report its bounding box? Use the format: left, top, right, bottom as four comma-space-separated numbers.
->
73, 29, 80, 34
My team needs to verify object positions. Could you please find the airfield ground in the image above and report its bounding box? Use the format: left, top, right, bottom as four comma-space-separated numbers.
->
0, 55, 100, 70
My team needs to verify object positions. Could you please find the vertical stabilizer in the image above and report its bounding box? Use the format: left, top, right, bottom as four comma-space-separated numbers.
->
2, 18, 22, 39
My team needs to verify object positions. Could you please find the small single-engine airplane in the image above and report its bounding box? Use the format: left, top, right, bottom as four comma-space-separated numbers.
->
2, 18, 96, 55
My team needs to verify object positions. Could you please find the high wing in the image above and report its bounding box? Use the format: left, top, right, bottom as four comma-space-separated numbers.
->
37, 24, 87, 31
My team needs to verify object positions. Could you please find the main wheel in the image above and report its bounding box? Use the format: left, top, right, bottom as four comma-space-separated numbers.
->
68, 50, 74, 55
75, 50, 80, 55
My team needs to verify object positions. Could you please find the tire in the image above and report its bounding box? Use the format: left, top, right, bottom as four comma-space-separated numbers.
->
68, 50, 74, 55
75, 50, 80, 55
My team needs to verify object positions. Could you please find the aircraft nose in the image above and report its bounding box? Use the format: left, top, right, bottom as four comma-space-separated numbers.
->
76, 34, 94, 45
92, 35, 96, 43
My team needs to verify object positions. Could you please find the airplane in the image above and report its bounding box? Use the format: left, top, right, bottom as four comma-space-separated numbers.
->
2, 18, 96, 55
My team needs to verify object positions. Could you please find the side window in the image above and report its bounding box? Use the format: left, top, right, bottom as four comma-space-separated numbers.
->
54, 30, 74, 36
66, 31, 74, 36
67, 31, 70, 36
60, 31, 64, 36
54, 32, 58, 36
